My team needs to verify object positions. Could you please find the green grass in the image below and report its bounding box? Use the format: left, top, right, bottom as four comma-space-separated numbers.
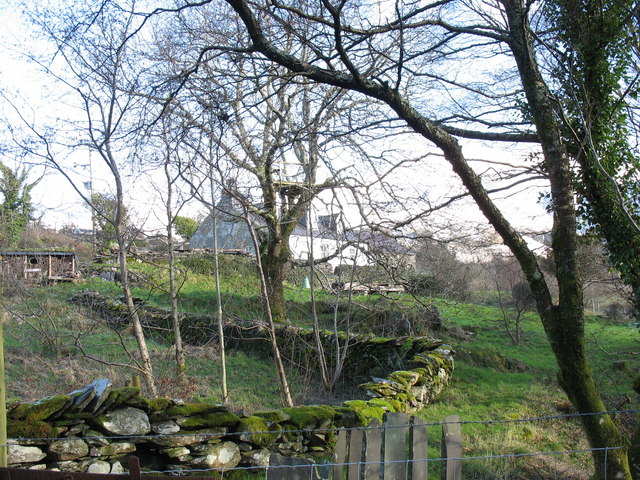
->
2, 255, 638, 479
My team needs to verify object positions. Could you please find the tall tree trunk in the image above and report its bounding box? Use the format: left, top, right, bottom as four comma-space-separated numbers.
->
108, 148, 157, 397
547, 306, 630, 479
247, 215, 293, 407
501, 0, 630, 477
164, 161, 187, 385
114, 227, 158, 398
261, 235, 290, 323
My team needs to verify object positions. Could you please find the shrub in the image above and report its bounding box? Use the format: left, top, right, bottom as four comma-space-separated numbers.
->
511, 281, 534, 311
405, 274, 439, 296
605, 302, 632, 323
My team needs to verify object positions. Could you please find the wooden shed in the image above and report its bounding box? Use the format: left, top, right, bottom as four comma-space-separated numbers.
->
0, 251, 79, 285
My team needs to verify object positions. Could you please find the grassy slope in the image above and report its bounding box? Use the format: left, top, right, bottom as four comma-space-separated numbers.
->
2, 256, 638, 479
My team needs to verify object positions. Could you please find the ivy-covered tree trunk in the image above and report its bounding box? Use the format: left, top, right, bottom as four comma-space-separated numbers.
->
501, 0, 631, 477
552, 0, 640, 318
551, 1, 640, 476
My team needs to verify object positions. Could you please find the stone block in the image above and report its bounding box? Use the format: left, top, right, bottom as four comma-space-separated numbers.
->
95, 407, 150, 436
8, 445, 46, 464
48, 438, 89, 461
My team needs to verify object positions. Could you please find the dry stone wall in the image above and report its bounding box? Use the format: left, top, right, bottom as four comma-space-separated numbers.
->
6, 291, 457, 473
69, 289, 450, 380
7, 338, 453, 473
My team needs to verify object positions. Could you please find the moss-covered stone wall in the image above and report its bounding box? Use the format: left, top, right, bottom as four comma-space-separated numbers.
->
69, 290, 450, 380
8, 290, 456, 473
6, 346, 451, 473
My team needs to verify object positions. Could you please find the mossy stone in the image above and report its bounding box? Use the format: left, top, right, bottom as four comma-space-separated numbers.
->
148, 397, 173, 412
408, 354, 438, 371
8, 395, 71, 422
126, 396, 152, 411
166, 403, 229, 417
359, 381, 397, 397
343, 401, 385, 426
388, 371, 419, 388
100, 387, 140, 412
281, 406, 337, 429
254, 410, 291, 424
8, 419, 58, 439
357, 406, 386, 425
342, 400, 367, 410
367, 398, 397, 412
414, 338, 444, 351
7, 404, 30, 421
235, 416, 278, 448
177, 411, 240, 429
393, 393, 412, 405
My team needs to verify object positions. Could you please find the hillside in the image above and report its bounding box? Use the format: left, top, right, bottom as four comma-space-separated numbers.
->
1, 253, 637, 479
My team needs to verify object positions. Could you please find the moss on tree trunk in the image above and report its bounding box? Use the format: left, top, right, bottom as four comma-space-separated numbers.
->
261, 237, 291, 323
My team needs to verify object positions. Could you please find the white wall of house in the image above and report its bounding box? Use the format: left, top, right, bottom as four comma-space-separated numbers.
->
289, 234, 368, 270
190, 186, 372, 269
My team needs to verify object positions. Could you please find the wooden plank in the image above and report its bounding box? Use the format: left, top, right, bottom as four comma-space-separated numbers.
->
333, 428, 348, 480
128, 456, 142, 480
411, 416, 428, 480
364, 418, 382, 480
268, 454, 321, 480
383, 412, 409, 480
441, 415, 462, 480
348, 428, 364, 480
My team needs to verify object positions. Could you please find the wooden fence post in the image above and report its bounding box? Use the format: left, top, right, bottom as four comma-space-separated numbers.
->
411, 416, 428, 480
363, 418, 382, 480
348, 428, 363, 480
333, 428, 348, 480
128, 456, 141, 480
383, 412, 409, 480
441, 415, 462, 480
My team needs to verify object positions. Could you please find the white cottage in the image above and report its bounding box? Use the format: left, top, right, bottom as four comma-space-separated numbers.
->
189, 191, 369, 270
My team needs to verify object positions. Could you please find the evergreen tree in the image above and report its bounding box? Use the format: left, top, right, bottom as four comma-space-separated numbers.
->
0, 162, 38, 248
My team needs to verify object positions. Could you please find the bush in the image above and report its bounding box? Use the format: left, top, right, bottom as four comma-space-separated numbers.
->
405, 274, 439, 296
511, 281, 534, 311
605, 302, 632, 323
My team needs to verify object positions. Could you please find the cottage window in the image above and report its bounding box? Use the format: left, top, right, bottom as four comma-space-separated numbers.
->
318, 214, 338, 234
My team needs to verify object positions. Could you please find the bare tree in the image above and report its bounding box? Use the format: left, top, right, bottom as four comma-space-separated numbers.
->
165, 64, 346, 322
9, 2, 159, 396
166, 1, 635, 476
159, 119, 188, 384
